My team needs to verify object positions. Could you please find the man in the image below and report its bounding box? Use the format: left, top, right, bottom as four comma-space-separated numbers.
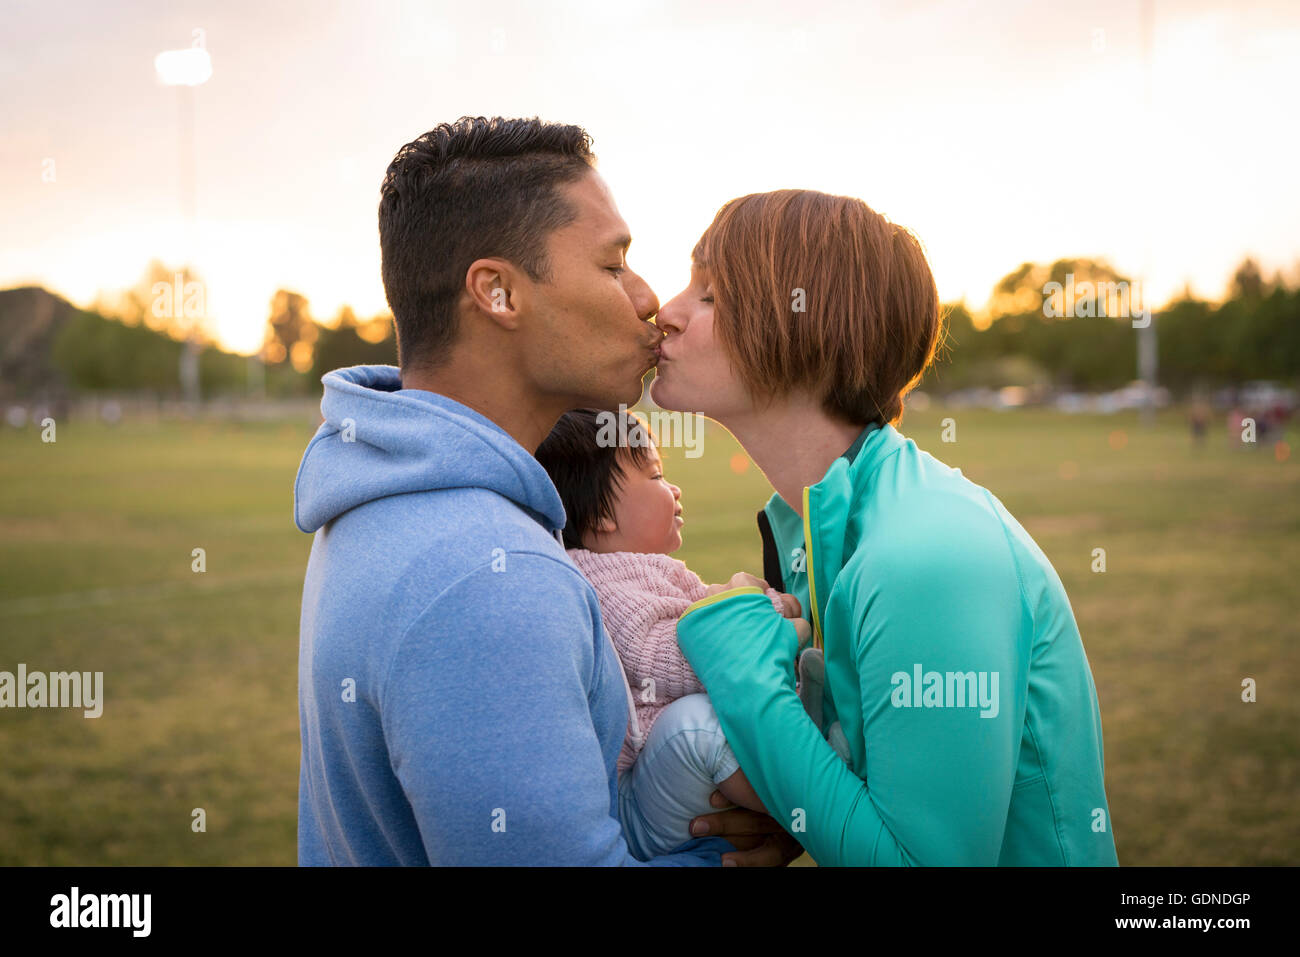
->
294, 116, 799, 865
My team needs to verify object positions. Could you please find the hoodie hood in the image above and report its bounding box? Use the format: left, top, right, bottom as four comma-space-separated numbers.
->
293, 365, 566, 534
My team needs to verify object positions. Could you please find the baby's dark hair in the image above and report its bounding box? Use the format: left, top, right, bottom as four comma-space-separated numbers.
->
535, 408, 655, 550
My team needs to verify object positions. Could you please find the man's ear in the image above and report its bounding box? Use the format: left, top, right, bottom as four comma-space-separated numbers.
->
465, 258, 528, 330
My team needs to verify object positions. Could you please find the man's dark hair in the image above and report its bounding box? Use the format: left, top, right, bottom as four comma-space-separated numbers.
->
535, 409, 654, 550
378, 116, 597, 371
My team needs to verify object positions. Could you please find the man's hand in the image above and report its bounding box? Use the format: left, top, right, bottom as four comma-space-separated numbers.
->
704, 571, 769, 598
689, 791, 806, 867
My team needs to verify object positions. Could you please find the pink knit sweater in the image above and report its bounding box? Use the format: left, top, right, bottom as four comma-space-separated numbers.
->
567, 548, 786, 774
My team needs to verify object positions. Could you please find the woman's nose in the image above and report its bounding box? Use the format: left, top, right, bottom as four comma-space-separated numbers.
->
655, 295, 685, 336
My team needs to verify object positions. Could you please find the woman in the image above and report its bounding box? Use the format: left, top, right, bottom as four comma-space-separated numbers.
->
650, 190, 1119, 866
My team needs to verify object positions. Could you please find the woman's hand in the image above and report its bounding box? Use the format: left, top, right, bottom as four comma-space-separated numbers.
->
790, 617, 812, 647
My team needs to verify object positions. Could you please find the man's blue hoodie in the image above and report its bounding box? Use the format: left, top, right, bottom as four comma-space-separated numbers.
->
294, 365, 728, 865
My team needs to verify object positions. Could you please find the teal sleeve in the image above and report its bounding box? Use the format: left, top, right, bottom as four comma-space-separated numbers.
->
677, 562, 1024, 866
677, 589, 889, 865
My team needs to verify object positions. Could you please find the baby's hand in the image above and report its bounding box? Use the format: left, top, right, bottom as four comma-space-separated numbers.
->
774, 592, 802, 619
704, 571, 769, 597
700, 577, 812, 648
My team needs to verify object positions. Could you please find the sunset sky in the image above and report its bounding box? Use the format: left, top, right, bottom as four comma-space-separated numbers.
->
3, 0, 1298, 354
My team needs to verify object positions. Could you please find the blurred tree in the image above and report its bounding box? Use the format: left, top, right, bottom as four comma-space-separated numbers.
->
1159, 258, 1299, 389
97, 259, 214, 343
50, 303, 248, 396
264, 290, 317, 372
1156, 292, 1220, 391
1230, 258, 1264, 301
309, 306, 397, 381
989, 257, 1133, 322
976, 258, 1138, 390
921, 257, 1300, 395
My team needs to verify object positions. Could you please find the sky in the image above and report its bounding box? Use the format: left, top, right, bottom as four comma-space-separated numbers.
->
2, 0, 1298, 354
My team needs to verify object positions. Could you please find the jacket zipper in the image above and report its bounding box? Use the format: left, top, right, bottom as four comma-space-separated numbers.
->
801, 486, 824, 651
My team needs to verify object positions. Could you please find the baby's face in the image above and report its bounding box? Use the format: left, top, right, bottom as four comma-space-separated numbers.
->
599, 441, 684, 554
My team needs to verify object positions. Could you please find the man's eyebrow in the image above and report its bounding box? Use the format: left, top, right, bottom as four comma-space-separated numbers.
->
606, 234, 632, 251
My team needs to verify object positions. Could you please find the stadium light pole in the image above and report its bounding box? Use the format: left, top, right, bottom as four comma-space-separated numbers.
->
1137, 0, 1159, 426
154, 46, 212, 407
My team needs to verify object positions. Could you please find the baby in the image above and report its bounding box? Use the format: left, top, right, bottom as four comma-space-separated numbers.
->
536, 407, 808, 861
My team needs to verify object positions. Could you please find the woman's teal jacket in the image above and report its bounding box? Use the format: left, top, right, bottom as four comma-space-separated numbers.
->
675, 423, 1119, 866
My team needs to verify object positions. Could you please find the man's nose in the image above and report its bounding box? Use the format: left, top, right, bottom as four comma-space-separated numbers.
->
625, 270, 660, 322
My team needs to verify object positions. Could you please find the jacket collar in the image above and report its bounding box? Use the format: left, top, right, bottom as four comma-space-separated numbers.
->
763, 422, 902, 526
758, 422, 908, 633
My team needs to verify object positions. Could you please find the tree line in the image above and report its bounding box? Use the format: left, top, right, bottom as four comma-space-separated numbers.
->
4, 256, 1295, 402
922, 257, 1299, 394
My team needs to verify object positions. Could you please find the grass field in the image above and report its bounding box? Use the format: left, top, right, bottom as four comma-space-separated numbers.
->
0, 404, 1296, 865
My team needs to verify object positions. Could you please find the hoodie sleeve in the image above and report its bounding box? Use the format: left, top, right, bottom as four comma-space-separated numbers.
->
379, 550, 730, 866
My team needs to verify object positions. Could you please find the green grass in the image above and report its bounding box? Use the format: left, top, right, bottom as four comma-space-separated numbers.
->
0, 406, 1296, 865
